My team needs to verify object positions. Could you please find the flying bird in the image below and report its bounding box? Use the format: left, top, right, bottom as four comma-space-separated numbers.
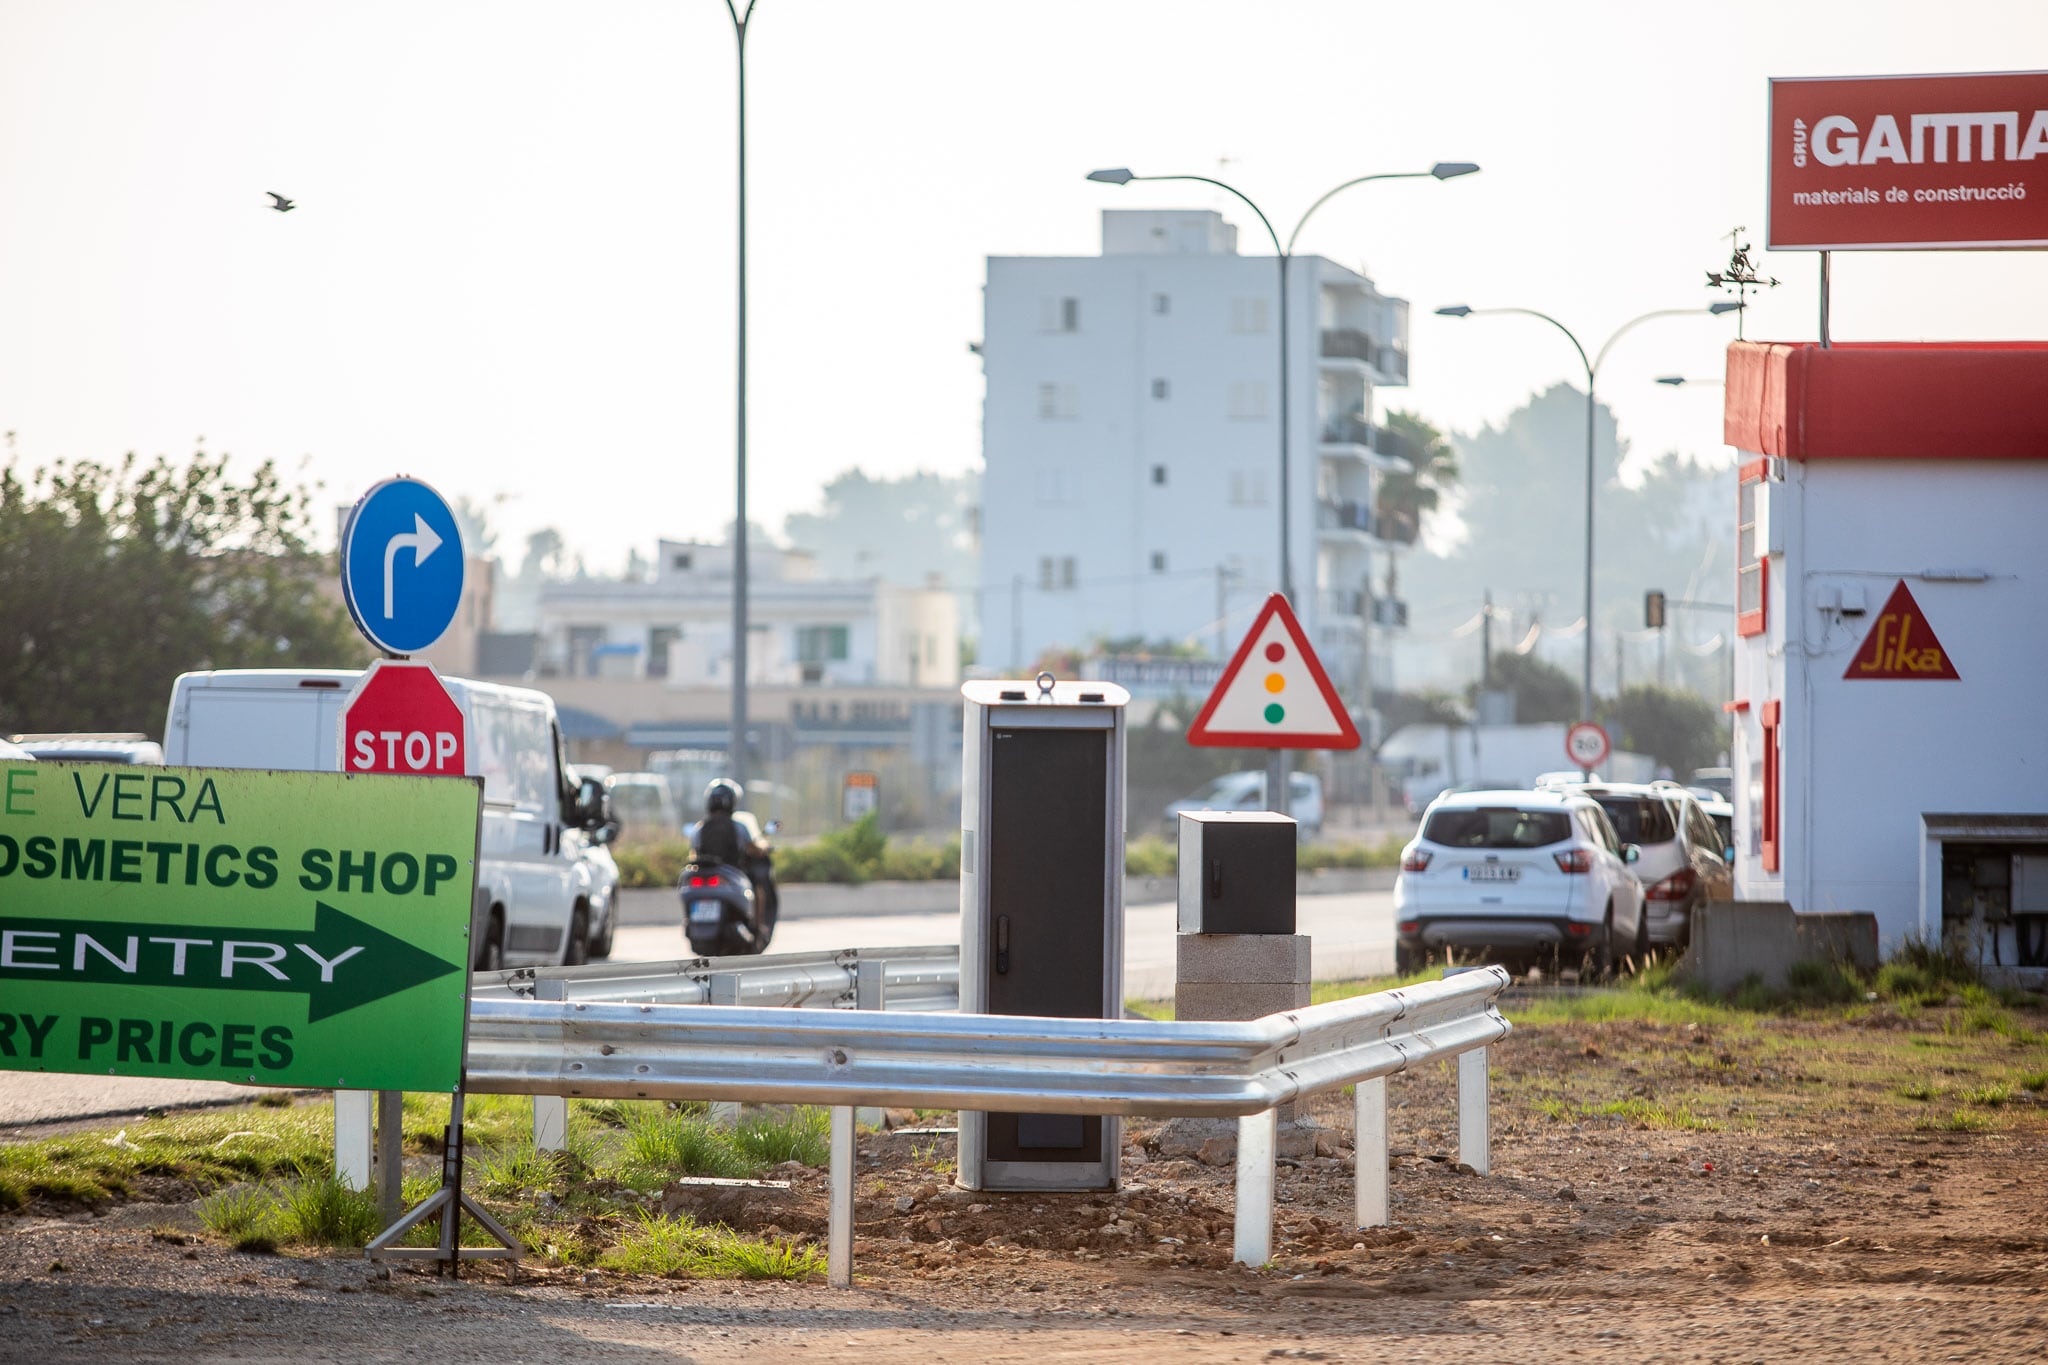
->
267, 192, 295, 213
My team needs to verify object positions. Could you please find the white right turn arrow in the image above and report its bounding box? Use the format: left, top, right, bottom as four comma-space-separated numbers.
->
382, 513, 445, 619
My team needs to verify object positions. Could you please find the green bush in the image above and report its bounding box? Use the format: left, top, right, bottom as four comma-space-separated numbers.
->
613, 841, 693, 890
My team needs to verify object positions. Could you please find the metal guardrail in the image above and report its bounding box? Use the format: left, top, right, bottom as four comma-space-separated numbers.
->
473, 945, 959, 1013
461, 965, 1512, 1283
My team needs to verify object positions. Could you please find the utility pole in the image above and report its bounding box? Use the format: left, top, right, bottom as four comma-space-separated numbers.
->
1215, 564, 1232, 661
1010, 573, 1024, 672
1481, 589, 1494, 689
1615, 634, 1625, 697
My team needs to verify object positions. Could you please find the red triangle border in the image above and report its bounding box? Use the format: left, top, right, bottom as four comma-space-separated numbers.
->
1186, 594, 1362, 750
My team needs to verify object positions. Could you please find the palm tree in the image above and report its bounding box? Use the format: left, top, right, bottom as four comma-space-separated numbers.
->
1374, 410, 1459, 598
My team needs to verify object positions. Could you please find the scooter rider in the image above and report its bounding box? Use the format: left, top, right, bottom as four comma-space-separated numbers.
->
693, 778, 778, 930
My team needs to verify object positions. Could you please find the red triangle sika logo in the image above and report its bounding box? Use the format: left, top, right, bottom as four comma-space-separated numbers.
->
1843, 581, 1960, 681
1187, 594, 1361, 750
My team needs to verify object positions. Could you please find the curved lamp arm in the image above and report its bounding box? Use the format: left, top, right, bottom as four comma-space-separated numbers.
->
1593, 304, 1740, 377
1438, 305, 1591, 385
1285, 163, 1477, 256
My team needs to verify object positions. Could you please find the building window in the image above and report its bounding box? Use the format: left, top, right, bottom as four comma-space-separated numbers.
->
1228, 381, 1269, 420
1760, 700, 1782, 873
671, 552, 692, 571
1039, 296, 1080, 332
1737, 458, 1767, 637
1036, 556, 1078, 591
796, 625, 850, 664
1152, 293, 1170, 315
1151, 552, 1167, 573
1151, 378, 1170, 400
1037, 382, 1077, 419
647, 626, 681, 679
1230, 297, 1271, 334
1229, 470, 1270, 506
1151, 464, 1167, 486
1034, 468, 1077, 505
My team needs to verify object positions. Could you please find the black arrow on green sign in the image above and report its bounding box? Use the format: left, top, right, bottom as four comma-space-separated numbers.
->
0, 901, 460, 1022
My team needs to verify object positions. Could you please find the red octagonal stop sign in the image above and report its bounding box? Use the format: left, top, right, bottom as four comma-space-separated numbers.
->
341, 659, 467, 776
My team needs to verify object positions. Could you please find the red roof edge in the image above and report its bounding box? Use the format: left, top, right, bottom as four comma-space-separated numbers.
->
1723, 340, 2048, 462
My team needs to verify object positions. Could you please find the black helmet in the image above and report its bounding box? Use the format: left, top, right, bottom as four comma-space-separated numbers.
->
704, 778, 742, 815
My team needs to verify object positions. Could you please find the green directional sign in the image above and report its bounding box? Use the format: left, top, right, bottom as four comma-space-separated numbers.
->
0, 762, 479, 1091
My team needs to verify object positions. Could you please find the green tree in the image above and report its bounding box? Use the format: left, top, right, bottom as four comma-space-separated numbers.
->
1376, 409, 1460, 531
0, 451, 362, 735
1469, 651, 1579, 724
1598, 685, 1725, 776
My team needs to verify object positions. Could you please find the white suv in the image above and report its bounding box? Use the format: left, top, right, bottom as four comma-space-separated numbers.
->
1394, 789, 1645, 976
1542, 780, 1729, 955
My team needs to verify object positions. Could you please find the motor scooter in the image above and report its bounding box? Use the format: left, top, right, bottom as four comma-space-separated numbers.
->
679, 821, 779, 956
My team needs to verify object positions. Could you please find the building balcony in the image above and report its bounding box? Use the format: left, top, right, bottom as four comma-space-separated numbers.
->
1318, 414, 1417, 472
1318, 589, 1367, 620
1319, 329, 1410, 385
1316, 499, 1418, 546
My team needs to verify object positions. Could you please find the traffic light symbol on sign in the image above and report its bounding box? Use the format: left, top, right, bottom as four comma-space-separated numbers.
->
1186, 594, 1361, 750
1645, 590, 1667, 629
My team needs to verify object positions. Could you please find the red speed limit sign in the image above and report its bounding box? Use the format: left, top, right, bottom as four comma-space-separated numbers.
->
1565, 721, 1610, 770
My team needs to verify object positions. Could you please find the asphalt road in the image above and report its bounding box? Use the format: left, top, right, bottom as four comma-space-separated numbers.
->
1, 884, 1393, 1130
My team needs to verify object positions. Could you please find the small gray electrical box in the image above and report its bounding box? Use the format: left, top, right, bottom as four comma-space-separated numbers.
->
1177, 810, 1297, 935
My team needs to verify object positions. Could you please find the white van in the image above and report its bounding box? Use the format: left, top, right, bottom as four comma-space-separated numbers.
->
163, 668, 618, 970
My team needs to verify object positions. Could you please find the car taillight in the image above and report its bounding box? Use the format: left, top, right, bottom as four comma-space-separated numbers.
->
1400, 849, 1432, 872
1553, 849, 1592, 874
1397, 920, 1419, 935
1647, 868, 1697, 901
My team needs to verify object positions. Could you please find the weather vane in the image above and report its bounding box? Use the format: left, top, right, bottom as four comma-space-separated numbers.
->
1706, 228, 1778, 339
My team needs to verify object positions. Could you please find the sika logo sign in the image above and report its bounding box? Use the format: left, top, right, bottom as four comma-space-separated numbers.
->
1844, 581, 1960, 681
1769, 71, 2048, 249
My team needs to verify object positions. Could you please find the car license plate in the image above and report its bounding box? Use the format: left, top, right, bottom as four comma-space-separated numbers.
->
1466, 865, 1519, 882
687, 900, 722, 924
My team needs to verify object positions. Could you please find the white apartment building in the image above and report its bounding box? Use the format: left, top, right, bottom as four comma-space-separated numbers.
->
533, 539, 960, 690
980, 209, 1415, 704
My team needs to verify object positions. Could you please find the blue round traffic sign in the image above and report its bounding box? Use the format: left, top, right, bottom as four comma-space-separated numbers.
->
340, 477, 465, 656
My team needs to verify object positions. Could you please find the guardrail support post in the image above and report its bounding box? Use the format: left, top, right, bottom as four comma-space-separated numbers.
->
1355, 1075, 1389, 1228
1458, 1046, 1490, 1175
1233, 1107, 1277, 1266
335, 1090, 373, 1191
708, 974, 742, 1126
532, 979, 568, 1153
854, 960, 888, 1130
828, 1104, 855, 1288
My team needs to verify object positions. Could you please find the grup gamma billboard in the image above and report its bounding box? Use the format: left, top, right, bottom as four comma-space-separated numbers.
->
0, 761, 479, 1093
1769, 71, 2048, 249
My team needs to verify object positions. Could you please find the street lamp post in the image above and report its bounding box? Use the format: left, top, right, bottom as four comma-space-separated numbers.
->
1434, 302, 1742, 723
1088, 164, 1478, 605
723, 0, 757, 786
1090, 162, 1477, 818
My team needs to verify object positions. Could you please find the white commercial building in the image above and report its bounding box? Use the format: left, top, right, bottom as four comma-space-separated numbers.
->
1723, 340, 2048, 966
980, 210, 1415, 705
532, 539, 959, 691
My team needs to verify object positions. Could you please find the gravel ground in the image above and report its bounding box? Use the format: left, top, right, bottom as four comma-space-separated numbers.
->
4, 1008, 2045, 1363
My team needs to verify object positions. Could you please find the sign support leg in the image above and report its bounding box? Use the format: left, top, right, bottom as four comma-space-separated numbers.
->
375, 1090, 405, 1225
1818, 250, 1831, 349
366, 1086, 522, 1272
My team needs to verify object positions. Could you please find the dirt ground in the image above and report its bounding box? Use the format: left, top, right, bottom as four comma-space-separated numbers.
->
3, 1003, 2046, 1363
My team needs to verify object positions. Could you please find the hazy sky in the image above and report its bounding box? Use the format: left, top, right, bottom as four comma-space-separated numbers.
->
4, 1, 2046, 573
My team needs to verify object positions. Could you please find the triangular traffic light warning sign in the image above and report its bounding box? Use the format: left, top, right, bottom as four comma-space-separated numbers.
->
1843, 580, 1960, 680
1187, 594, 1361, 750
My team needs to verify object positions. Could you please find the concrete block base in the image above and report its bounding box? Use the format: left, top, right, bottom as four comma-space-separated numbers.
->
1175, 932, 1312, 1118
1679, 900, 1881, 993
